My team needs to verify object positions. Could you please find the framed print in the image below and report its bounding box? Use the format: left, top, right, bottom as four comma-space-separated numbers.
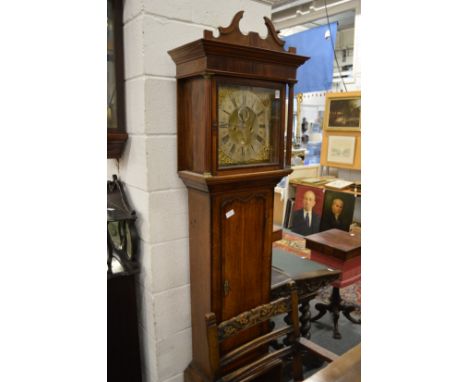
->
324, 91, 361, 131
320, 131, 361, 170
327, 135, 356, 165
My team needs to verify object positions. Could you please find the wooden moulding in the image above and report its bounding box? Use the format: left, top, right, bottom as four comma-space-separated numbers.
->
168, 11, 308, 81
178, 168, 292, 193
107, 131, 128, 159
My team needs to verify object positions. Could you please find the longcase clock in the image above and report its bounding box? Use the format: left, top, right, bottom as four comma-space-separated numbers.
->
168, 11, 308, 382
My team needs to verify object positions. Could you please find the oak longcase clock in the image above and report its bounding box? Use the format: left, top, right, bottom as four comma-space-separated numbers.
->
168, 11, 308, 382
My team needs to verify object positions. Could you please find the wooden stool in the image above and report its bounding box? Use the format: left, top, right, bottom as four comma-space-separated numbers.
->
305, 229, 361, 339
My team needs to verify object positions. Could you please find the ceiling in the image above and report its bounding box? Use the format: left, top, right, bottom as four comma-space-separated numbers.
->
266, 0, 359, 35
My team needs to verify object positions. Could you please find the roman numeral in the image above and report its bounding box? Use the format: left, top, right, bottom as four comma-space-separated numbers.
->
222, 134, 230, 144
256, 110, 265, 117
230, 96, 237, 108
255, 134, 264, 143
230, 144, 236, 154
222, 109, 230, 115
259, 124, 266, 128
219, 122, 228, 128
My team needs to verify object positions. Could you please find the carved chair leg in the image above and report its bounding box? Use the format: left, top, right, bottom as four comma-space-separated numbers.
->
299, 299, 312, 339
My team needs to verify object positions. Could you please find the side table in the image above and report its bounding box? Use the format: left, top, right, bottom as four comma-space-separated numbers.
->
304, 229, 361, 339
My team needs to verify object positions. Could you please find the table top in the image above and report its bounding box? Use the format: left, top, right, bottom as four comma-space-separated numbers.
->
271, 248, 340, 293
305, 229, 361, 253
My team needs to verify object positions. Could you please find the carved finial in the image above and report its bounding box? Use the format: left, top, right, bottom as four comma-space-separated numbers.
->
203, 10, 294, 53
219, 10, 244, 36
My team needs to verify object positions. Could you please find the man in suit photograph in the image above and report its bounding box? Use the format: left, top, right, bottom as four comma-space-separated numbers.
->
291, 190, 321, 236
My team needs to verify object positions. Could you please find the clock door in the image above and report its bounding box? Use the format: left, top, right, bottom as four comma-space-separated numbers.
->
219, 191, 272, 320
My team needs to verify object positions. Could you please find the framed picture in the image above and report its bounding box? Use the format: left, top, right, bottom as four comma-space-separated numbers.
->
323, 91, 361, 131
327, 135, 356, 165
319, 190, 356, 233
287, 185, 324, 237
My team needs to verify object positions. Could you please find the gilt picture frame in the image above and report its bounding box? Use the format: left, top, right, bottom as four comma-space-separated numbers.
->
324, 91, 361, 131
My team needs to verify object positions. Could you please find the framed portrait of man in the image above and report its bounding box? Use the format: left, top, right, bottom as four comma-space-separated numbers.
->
319, 190, 356, 233
288, 185, 324, 237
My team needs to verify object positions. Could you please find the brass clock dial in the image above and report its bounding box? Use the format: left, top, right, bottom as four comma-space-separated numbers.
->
218, 84, 279, 167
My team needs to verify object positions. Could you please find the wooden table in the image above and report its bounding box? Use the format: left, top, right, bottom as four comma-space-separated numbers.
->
271, 249, 341, 338
305, 229, 361, 339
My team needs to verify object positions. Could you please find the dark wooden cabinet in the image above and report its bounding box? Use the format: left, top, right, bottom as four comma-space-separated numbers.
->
168, 11, 308, 382
108, 273, 142, 382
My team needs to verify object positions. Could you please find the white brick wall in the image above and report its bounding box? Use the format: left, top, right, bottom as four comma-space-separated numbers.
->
108, 1, 271, 381
145, 78, 177, 135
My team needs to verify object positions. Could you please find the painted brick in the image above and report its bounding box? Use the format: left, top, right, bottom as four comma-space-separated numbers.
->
120, 184, 151, 242
147, 136, 184, 191
151, 238, 190, 293
145, 78, 177, 135
148, 189, 189, 243
124, 16, 145, 79
139, 325, 159, 382
123, 0, 144, 23
142, 0, 270, 31
144, 0, 192, 22
153, 285, 191, 341
107, 159, 119, 179
191, 0, 271, 33
164, 373, 184, 382
125, 77, 146, 135
119, 136, 148, 191
136, 283, 156, 341
156, 328, 192, 381
137, 241, 154, 292
142, 15, 206, 77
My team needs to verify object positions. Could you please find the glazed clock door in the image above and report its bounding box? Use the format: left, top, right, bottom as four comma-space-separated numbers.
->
219, 191, 273, 321
216, 80, 283, 170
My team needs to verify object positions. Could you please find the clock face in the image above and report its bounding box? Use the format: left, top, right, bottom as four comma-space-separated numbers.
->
217, 84, 280, 167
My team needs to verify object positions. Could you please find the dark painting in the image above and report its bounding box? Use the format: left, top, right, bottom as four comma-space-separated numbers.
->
328, 98, 360, 129
319, 190, 356, 232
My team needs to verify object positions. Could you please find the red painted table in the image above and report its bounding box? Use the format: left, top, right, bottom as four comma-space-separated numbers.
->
305, 229, 361, 339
